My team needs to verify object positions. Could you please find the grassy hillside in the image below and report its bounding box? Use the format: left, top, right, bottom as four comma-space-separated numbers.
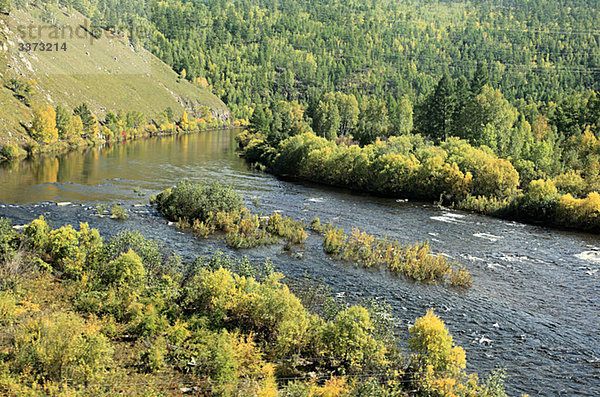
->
0, 4, 228, 145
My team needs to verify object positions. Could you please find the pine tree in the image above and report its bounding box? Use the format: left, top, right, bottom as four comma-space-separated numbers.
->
471, 61, 489, 95
105, 112, 121, 134
73, 103, 95, 137
165, 107, 174, 123
248, 105, 270, 135
55, 106, 71, 140
421, 73, 455, 142
451, 75, 471, 138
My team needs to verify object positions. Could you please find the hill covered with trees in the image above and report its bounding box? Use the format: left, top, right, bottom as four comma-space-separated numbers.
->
0, 2, 228, 152
36, 0, 600, 120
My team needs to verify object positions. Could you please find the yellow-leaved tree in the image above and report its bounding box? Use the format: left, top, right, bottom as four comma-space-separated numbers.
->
180, 110, 190, 130
30, 105, 58, 144
67, 115, 85, 140
409, 309, 469, 396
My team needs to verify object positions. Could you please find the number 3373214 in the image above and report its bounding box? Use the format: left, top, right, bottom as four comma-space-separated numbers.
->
18, 42, 68, 52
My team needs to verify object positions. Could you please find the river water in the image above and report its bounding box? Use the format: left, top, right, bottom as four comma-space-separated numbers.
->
0, 130, 598, 396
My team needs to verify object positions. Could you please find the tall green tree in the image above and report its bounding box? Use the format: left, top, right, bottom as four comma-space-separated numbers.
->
471, 62, 489, 95
313, 93, 341, 140
418, 73, 455, 142
354, 97, 389, 146
248, 105, 271, 135
462, 85, 518, 148
73, 103, 95, 134
450, 76, 471, 137
55, 106, 71, 140
335, 93, 360, 136
389, 95, 414, 136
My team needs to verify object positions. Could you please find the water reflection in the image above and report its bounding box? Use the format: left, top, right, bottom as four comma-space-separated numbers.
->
0, 130, 246, 203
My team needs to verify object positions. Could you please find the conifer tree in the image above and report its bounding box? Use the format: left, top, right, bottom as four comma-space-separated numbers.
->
471, 62, 489, 95
73, 103, 95, 136
419, 73, 455, 142
55, 106, 71, 140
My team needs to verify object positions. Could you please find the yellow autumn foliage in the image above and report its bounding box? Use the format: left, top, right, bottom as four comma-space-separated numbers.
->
30, 105, 58, 144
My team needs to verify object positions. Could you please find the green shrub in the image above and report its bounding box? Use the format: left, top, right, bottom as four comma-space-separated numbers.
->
508, 179, 559, 220
11, 311, 113, 386
185, 329, 278, 396
320, 306, 387, 373
553, 171, 587, 197
309, 217, 325, 234
0, 218, 20, 262
48, 225, 85, 278
0, 143, 24, 161
23, 216, 50, 253
0, 291, 18, 326
139, 336, 168, 373
154, 180, 243, 223
321, 226, 465, 287
408, 309, 467, 395
96, 203, 108, 215
103, 249, 146, 288
193, 251, 274, 281
127, 301, 168, 337
103, 230, 172, 275
448, 265, 472, 289
181, 268, 314, 356
111, 204, 129, 220
323, 226, 344, 255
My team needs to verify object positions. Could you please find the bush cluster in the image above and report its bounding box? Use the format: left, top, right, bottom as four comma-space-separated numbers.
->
322, 225, 471, 288
246, 132, 519, 204
154, 181, 307, 249
0, 217, 505, 395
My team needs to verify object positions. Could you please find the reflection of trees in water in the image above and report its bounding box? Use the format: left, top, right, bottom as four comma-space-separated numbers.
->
0, 130, 240, 203
79, 148, 101, 183
177, 134, 189, 163
32, 157, 60, 184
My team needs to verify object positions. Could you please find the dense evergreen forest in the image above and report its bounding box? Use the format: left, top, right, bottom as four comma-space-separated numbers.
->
14, 0, 600, 120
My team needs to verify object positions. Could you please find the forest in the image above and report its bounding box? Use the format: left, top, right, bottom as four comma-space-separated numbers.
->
237, 77, 600, 231
8, 0, 600, 119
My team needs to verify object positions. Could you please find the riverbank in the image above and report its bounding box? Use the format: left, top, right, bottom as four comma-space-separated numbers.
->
0, 124, 244, 165
237, 130, 600, 234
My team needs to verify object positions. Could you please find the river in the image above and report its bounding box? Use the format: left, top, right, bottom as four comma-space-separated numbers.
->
0, 130, 598, 396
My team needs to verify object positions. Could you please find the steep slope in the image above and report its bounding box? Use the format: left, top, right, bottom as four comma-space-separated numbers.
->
0, 4, 229, 144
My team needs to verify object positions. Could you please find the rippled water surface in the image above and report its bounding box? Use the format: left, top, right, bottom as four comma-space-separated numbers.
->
0, 131, 599, 396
